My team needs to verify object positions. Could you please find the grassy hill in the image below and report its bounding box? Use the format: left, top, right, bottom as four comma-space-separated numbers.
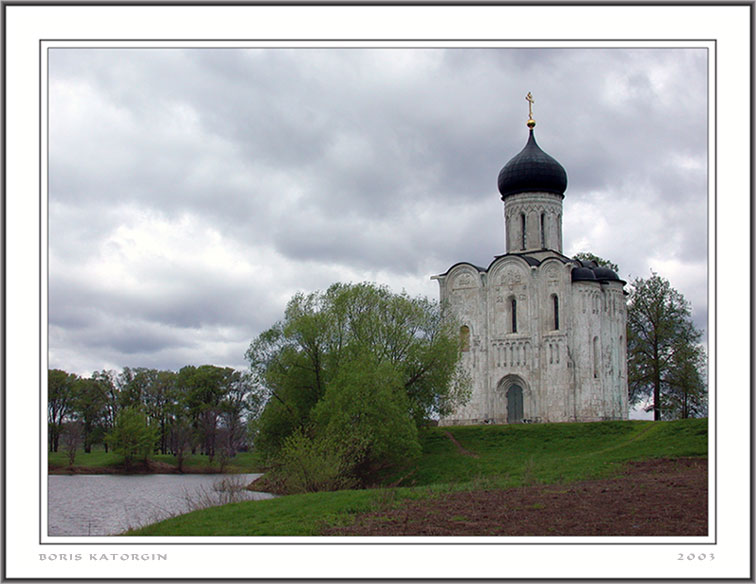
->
126, 418, 707, 536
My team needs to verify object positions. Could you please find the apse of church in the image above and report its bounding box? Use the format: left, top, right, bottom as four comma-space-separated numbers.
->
433, 94, 629, 425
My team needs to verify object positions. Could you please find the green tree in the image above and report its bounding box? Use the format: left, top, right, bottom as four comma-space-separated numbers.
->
92, 369, 120, 450
48, 369, 77, 452
61, 421, 83, 467
143, 370, 177, 454
627, 272, 706, 420
246, 282, 468, 483
312, 351, 421, 482
219, 370, 252, 456
177, 365, 235, 459
573, 252, 620, 273
662, 332, 708, 419
71, 376, 108, 453
105, 407, 158, 469
118, 367, 157, 410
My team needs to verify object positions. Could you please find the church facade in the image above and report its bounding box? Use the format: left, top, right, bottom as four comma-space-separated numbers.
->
433, 101, 628, 425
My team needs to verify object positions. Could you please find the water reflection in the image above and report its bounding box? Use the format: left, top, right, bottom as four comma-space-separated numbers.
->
47, 473, 272, 536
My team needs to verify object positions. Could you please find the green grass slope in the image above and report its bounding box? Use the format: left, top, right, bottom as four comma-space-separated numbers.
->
401, 418, 707, 488
126, 418, 707, 536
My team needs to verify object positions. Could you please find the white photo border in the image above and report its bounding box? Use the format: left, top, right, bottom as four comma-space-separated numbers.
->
4, 2, 751, 580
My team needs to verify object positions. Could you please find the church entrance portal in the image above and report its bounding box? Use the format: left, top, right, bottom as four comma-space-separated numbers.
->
507, 385, 524, 423
496, 375, 529, 424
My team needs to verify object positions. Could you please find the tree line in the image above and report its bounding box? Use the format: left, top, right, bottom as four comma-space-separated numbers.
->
48, 365, 261, 468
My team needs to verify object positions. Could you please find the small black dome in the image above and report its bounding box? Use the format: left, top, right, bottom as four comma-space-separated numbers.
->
498, 130, 568, 199
571, 266, 597, 282
593, 266, 620, 281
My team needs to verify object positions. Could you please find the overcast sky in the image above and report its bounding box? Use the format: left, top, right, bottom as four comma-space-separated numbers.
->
47, 47, 708, 377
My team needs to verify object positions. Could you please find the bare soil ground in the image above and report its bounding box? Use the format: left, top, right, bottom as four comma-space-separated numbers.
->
324, 458, 707, 536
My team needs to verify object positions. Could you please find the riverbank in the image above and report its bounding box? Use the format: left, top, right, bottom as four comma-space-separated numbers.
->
127, 419, 709, 536
48, 450, 264, 476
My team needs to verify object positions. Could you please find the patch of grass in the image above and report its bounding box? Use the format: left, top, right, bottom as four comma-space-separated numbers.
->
127, 487, 419, 536
48, 447, 265, 474
393, 418, 707, 490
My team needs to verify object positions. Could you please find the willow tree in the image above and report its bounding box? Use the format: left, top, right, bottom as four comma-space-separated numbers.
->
246, 282, 469, 484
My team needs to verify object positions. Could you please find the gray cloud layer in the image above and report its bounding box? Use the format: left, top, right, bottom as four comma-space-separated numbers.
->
48, 47, 709, 375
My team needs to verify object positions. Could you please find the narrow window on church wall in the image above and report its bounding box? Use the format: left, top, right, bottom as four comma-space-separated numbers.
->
520, 213, 526, 250
460, 325, 471, 352
511, 297, 518, 333
593, 336, 599, 378
540, 213, 546, 248
552, 294, 559, 330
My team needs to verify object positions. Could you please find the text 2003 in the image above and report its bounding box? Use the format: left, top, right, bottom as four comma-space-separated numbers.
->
678, 553, 714, 561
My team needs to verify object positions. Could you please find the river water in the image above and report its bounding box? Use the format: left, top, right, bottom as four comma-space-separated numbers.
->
47, 473, 273, 536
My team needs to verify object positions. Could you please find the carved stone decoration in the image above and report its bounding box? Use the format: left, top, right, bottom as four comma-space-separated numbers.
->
452, 272, 477, 290
499, 269, 523, 290
544, 264, 560, 287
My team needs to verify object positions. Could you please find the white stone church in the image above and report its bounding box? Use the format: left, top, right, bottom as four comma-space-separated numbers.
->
433, 100, 629, 425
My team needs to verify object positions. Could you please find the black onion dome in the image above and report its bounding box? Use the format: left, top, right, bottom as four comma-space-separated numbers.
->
498, 130, 568, 200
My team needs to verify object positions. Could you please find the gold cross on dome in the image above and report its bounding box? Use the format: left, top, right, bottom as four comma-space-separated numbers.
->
525, 92, 535, 119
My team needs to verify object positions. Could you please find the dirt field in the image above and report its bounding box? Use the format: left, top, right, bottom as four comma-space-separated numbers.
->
324, 458, 707, 536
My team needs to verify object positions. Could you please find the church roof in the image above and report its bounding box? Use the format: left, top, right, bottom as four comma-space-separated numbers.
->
433, 253, 625, 286
571, 259, 625, 284
497, 129, 568, 199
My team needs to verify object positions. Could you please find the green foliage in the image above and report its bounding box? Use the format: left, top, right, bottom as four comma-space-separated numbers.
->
48, 369, 77, 452
271, 430, 357, 494
71, 377, 108, 453
572, 252, 620, 273
104, 407, 158, 468
245, 282, 468, 486
50, 364, 254, 458
627, 272, 707, 420
312, 352, 421, 481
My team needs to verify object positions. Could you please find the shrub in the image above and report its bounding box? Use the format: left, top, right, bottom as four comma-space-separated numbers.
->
272, 429, 356, 494
105, 407, 158, 469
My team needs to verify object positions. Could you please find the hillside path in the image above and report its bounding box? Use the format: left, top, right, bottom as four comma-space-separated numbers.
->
443, 430, 480, 458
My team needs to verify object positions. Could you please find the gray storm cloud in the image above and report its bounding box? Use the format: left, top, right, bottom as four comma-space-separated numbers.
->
48, 47, 709, 374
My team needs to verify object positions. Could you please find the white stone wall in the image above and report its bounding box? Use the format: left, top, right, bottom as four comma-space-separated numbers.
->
436, 255, 628, 426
